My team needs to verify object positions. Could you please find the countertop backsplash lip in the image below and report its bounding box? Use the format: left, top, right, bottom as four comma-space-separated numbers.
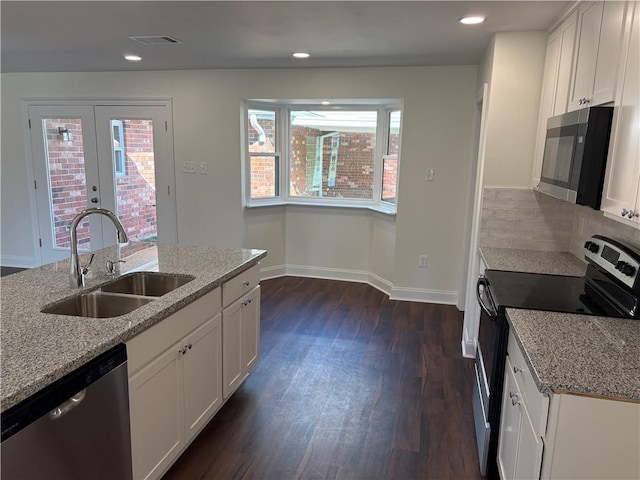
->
0, 242, 266, 412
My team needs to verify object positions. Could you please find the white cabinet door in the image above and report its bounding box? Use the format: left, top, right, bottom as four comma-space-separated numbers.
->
182, 314, 222, 443
515, 414, 544, 480
591, 1, 628, 105
241, 285, 260, 373
553, 11, 579, 116
222, 285, 261, 399
129, 344, 184, 480
498, 361, 522, 480
601, 1, 640, 225
222, 298, 244, 399
568, 2, 605, 111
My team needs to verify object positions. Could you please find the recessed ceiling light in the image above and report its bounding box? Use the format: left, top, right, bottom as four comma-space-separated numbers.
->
124, 54, 142, 62
321, 101, 331, 105
460, 16, 485, 25
293, 52, 310, 59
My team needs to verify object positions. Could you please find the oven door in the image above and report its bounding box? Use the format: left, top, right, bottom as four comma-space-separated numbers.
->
473, 275, 498, 476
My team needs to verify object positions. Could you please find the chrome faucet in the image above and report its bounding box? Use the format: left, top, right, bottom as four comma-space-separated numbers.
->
69, 207, 128, 287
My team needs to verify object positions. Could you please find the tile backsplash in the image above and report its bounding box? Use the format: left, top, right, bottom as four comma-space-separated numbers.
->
479, 188, 640, 254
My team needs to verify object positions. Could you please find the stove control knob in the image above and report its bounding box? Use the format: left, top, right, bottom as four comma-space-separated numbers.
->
622, 264, 636, 277
584, 241, 600, 253
615, 262, 637, 277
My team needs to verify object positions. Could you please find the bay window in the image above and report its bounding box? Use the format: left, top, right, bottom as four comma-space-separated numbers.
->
243, 100, 402, 213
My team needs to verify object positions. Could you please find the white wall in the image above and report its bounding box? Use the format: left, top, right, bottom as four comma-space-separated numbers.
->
481, 32, 547, 188
1, 66, 477, 302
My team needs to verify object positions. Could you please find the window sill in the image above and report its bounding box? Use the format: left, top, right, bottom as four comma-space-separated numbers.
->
245, 200, 396, 216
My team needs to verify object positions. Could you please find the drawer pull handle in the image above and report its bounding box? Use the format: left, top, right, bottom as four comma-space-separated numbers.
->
513, 366, 523, 374
243, 281, 250, 287
509, 391, 517, 398
511, 395, 521, 406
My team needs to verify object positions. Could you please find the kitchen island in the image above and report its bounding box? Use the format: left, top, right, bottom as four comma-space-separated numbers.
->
1, 242, 266, 413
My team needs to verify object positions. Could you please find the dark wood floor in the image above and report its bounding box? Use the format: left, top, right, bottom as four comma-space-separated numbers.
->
163, 276, 481, 480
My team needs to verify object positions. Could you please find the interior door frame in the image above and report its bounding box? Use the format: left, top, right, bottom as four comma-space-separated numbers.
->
22, 98, 177, 266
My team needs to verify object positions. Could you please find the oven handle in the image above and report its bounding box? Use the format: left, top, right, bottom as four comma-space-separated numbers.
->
476, 275, 498, 318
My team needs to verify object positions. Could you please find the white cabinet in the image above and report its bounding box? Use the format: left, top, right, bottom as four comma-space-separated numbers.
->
532, 11, 578, 183
500, 331, 640, 480
541, 394, 640, 479
567, 1, 627, 111
601, 1, 640, 227
222, 285, 260, 399
498, 334, 547, 480
127, 288, 222, 480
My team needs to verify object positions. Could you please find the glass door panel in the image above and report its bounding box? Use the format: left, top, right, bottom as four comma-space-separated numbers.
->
29, 106, 103, 264
110, 118, 158, 242
95, 105, 176, 248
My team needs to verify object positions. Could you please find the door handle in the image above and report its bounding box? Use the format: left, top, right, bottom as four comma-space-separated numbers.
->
476, 276, 497, 318
50, 389, 86, 419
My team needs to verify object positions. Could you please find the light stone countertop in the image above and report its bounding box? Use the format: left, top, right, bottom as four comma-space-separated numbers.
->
480, 247, 587, 277
479, 246, 639, 402
506, 308, 640, 401
0, 242, 266, 412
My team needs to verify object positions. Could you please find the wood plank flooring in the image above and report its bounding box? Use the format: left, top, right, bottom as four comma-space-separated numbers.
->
163, 277, 482, 480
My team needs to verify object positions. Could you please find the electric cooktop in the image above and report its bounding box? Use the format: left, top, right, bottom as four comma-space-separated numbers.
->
483, 236, 640, 320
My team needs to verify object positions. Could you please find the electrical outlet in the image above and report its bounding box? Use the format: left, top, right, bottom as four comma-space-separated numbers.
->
419, 255, 428, 268
183, 162, 196, 174
200, 162, 208, 174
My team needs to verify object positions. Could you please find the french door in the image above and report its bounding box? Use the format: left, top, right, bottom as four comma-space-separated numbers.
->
29, 103, 176, 265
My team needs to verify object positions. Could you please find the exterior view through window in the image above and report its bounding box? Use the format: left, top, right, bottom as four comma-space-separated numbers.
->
290, 110, 377, 200
245, 101, 402, 211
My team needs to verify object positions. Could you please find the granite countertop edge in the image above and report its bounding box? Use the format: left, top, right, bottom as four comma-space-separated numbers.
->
506, 308, 640, 402
1, 243, 267, 412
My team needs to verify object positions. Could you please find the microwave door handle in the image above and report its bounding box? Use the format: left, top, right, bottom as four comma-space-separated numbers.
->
476, 276, 498, 318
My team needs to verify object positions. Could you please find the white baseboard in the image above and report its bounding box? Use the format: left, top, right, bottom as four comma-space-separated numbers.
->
461, 329, 477, 359
260, 264, 457, 305
1, 255, 37, 268
390, 286, 458, 305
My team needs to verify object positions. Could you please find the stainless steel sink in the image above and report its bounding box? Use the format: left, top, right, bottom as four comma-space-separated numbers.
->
41, 291, 153, 318
100, 272, 195, 297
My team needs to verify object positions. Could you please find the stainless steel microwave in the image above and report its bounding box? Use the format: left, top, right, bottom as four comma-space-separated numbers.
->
536, 106, 613, 209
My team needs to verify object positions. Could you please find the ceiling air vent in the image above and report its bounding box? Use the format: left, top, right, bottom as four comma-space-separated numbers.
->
128, 36, 182, 45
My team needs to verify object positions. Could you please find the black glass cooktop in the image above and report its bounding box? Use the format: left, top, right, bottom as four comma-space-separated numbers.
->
484, 269, 630, 318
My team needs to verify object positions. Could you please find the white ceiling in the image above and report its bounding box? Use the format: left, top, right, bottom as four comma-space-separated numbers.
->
1, 1, 571, 73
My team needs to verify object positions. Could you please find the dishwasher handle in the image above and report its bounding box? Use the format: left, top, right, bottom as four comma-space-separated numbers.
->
49, 389, 86, 420
476, 275, 498, 318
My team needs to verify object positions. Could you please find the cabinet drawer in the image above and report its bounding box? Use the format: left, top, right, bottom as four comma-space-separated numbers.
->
223, 264, 260, 307
127, 287, 221, 375
507, 332, 549, 438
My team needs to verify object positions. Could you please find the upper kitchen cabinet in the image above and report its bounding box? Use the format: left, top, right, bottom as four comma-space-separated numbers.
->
567, 1, 628, 112
532, 11, 578, 184
601, 0, 640, 227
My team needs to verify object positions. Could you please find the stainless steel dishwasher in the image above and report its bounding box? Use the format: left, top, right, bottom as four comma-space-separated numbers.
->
1, 344, 133, 479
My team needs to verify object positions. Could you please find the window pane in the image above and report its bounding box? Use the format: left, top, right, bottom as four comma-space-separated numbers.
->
248, 109, 276, 153
388, 110, 401, 155
250, 155, 278, 198
382, 156, 398, 204
289, 110, 376, 199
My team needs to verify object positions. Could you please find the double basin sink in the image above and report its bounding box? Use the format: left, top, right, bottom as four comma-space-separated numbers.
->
42, 272, 195, 318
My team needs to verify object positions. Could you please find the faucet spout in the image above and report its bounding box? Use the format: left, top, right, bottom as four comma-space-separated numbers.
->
69, 207, 129, 288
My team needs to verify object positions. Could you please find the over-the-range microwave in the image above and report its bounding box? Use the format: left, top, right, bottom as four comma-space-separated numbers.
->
536, 106, 613, 209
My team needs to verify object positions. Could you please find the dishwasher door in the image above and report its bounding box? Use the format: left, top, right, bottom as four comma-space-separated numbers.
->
1, 344, 133, 480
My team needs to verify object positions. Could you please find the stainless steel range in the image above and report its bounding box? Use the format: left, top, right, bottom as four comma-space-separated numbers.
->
472, 235, 640, 478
